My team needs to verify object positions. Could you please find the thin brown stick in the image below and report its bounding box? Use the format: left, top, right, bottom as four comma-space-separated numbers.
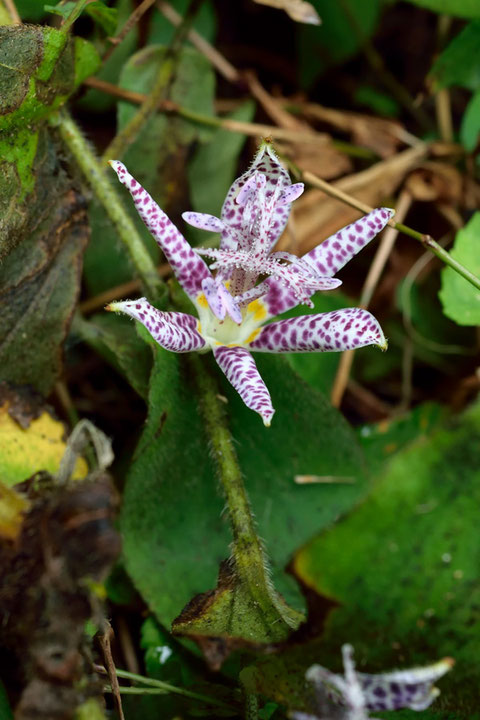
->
435, 89, 453, 143
98, 623, 126, 720
157, 0, 240, 83
79, 263, 172, 315
103, 0, 157, 63
82, 77, 330, 145
330, 190, 412, 408
3, 0, 21, 23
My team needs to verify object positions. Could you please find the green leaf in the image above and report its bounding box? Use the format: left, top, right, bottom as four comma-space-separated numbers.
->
14, 0, 48, 21
83, 44, 216, 295
291, 400, 480, 715
439, 212, 480, 326
148, 0, 217, 45
0, 127, 89, 394
86, 2, 118, 35
430, 21, 480, 90
297, 0, 381, 86
0, 26, 100, 131
118, 45, 215, 192
77, 313, 153, 399
460, 88, 480, 151
78, 0, 138, 113
187, 100, 255, 244
121, 349, 369, 633
44, 2, 77, 19
404, 0, 480, 18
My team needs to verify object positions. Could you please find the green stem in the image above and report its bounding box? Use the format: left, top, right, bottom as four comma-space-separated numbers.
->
243, 692, 259, 720
187, 354, 267, 588
110, 668, 235, 709
186, 353, 300, 629
52, 109, 166, 304
101, 0, 204, 162
395, 223, 480, 291
61, 0, 90, 33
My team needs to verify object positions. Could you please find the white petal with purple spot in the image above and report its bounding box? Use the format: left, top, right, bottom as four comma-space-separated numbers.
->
250, 309, 387, 353
213, 346, 275, 426
106, 298, 205, 352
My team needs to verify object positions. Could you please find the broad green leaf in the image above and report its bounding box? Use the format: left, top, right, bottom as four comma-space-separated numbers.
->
0, 128, 89, 393
439, 213, 480, 325
290, 400, 480, 715
13, 0, 47, 21
118, 45, 215, 192
404, 0, 480, 18
45, 0, 117, 33
121, 348, 369, 635
44, 2, 77, 19
460, 88, 480, 151
86, 2, 118, 35
430, 21, 480, 91
148, 0, 217, 45
84, 44, 215, 295
297, 0, 381, 86
187, 100, 255, 244
79, 0, 138, 113
0, 26, 100, 131
77, 313, 153, 399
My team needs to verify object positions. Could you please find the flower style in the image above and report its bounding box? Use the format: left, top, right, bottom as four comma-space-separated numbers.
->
106, 142, 394, 426
292, 644, 454, 720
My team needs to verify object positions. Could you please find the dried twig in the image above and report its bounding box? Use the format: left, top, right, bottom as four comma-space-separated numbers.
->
157, 0, 240, 83
98, 623, 126, 720
330, 190, 412, 408
102, 0, 204, 162
3, 0, 21, 23
103, 0, 157, 63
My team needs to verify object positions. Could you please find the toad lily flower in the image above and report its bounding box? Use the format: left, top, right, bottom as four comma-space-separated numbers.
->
292, 644, 454, 720
107, 143, 393, 426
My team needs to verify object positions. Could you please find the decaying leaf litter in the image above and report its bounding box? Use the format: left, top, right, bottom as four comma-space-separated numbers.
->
1, 0, 480, 718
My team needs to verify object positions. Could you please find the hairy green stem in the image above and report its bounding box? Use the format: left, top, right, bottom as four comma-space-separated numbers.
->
52, 109, 165, 303
186, 353, 300, 630
102, 0, 204, 162
243, 691, 259, 720
61, 0, 90, 33
395, 223, 480, 291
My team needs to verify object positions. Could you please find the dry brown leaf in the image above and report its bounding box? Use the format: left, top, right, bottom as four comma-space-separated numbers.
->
294, 145, 428, 254
405, 162, 462, 204
252, 0, 320, 24
298, 101, 405, 159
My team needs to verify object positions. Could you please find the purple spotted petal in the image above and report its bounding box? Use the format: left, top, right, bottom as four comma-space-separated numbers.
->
109, 161, 211, 301
304, 207, 395, 278
359, 658, 454, 712
213, 346, 275, 426
250, 309, 387, 353
302, 645, 453, 720
182, 211, 225, 233
260, 208, 395, 318
106, 298, 205, 352
196, 247, 341, 307
220, 142, 293, 252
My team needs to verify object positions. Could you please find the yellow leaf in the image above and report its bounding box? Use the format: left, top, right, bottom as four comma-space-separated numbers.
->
0, 402, 88, 486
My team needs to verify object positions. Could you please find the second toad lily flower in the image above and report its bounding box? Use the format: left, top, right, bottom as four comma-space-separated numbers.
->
107, 142, 394, 426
